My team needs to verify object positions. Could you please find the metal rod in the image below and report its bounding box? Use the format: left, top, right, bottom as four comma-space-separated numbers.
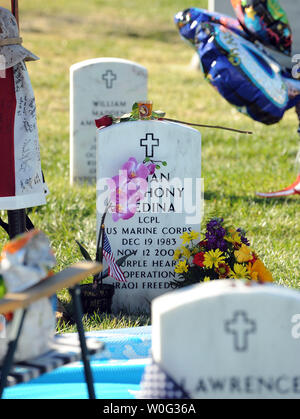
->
69, 285, 96, 400
7, 209, 26, 239
11, 0, 19, 26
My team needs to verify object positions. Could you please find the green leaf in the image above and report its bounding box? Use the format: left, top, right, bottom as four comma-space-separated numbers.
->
144, 157, 150, 162
119, 113, 132, 122
131, 102, 140, 118
132, 102, 139, 112
162, 161, 167, 166
152, 110, 166, 119
75, 241, 92, 261
156, 165, 161, 170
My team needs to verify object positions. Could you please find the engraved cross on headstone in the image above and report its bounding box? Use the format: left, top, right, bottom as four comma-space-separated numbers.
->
140, 133, 159, 158
225, 311, 256, 352
102, 70, 117, 89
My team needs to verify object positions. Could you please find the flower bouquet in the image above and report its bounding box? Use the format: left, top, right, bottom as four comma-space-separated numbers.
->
172, 217, 273, 288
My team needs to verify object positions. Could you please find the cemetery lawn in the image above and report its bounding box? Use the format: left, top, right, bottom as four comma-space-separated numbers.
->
2, 0, 299, 331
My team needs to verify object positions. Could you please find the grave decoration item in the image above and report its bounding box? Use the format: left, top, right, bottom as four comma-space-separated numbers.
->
76, 205, 135, 314
0, 5, 48, 239
0, 230, 56, 364
96, 102, 255, 313
175, 7, 245, 44
231, 0, 292, 56
175, 9, 300, 126
171, 217, 273, 288
95, 102, 252, 135
176, 6, 300, 198
77, 153, 166, 314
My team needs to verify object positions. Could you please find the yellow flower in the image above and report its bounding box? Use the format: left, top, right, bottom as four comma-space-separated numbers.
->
248, 259, 273, 283
180, 231, 199, 245
174, 260, 189, 274
180, 232, 191, 245
230, 263, 250, 279
173, 249, 182, 261
189, 231, 199, 241
203, 249, 226, 269
234, 244, 253, 263
181, 246, 191, 259
225, 231, 242, 245
204, 276, 211, 282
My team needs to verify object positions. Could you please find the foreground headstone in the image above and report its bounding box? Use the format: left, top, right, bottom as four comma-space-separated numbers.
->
70, 58, 148, 184
152, 280, 300, 399
209, 0, 300, 67
97, 120, 202, 313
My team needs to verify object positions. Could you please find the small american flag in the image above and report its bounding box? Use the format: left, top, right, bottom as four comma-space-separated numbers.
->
102, 230, 126, 282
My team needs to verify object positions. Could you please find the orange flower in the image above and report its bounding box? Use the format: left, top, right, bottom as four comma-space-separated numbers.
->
248, 259, 273, 283
234, 244, 253, 263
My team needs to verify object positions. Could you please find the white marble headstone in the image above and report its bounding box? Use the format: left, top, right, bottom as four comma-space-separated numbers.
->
70, 58, 148, 184
209, 0, 300, 67
152, 280, 300, 399
97, 120, 202, 314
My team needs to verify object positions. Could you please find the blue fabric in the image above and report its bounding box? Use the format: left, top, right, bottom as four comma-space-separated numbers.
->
3, 326, 152, 399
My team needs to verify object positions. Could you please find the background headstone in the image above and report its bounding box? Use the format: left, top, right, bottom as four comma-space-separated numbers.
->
152, 280, 300, 399
70, 58, 148, 184
209, 0, 300, 68
97, 120, 202, 314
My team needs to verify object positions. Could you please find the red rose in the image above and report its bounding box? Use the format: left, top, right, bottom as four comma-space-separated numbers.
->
198, 240, 208, 248
193, 252, 205, 267
95, 115, 114, 129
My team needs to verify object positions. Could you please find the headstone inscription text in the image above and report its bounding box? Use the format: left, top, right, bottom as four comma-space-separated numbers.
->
70, 58, 148, 184
97, 120, 202, 313
152, 280, 300, 399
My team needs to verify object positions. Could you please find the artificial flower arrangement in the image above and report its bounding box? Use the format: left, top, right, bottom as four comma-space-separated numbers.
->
106, 156, 167, 222
95, 102, 252, 134
172, 217, 273, 287
95, 102, 166, 129
75, 154, 168, 313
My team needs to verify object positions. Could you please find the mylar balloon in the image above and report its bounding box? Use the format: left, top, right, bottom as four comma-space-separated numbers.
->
174, 8, 245, 46
231, 0, 292, 56
195, 22, 297, 124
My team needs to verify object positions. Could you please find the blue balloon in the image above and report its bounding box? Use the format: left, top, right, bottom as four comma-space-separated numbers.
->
174, 8, 245, 44
175, 8, 300, 125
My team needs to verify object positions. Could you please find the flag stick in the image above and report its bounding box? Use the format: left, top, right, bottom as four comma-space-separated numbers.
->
94, 211, 107, 287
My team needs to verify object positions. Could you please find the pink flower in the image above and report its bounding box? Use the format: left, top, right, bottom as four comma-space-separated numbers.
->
122, 158, 150, 180
147, 163, 156, 175
107, 160, 151, 222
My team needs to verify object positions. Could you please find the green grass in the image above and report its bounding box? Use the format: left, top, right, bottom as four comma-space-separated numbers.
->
56, 312, 150, 334
2, 0, 299, 331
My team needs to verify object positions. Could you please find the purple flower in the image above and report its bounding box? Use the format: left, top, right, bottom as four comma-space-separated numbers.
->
122, 157, 151, 180
106, 158, 156, 222
237, 228, 250, 246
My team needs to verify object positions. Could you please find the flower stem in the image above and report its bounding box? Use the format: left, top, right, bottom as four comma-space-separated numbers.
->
162, 117, 252, 135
